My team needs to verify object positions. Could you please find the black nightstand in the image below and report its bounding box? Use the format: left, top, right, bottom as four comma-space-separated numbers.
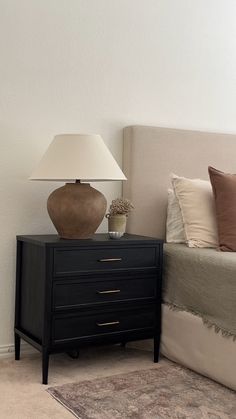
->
15, 233, 163, 384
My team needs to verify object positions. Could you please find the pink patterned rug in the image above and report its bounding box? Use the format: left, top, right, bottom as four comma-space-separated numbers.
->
47, 359, 236, 418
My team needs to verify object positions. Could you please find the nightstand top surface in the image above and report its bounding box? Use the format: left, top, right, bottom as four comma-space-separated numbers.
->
16, 233, 163, 246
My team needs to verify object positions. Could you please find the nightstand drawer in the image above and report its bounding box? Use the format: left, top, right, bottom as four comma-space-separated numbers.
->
53, 306, 155, 343
53, 246, 158, 276
53, 274, 157, 310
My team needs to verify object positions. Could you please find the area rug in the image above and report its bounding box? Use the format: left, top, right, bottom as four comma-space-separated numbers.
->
47, 359, 236, 419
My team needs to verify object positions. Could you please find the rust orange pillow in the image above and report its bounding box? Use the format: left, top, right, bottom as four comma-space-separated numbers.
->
208, 166, 236, 251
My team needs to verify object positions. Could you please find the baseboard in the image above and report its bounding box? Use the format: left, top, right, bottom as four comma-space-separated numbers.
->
0, 342, 36, 358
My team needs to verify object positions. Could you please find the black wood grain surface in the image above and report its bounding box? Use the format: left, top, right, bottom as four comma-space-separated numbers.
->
14, 233, 163, 384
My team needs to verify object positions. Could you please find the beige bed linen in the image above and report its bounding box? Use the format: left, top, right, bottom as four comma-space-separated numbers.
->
129, 305, 236, 391
161, 305, 236, 391
171, 175, 218, 247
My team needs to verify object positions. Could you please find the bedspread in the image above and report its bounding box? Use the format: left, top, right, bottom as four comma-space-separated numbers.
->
163, 244, 236, 339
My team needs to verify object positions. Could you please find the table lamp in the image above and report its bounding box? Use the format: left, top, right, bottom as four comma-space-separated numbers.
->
30, 134, 126, 239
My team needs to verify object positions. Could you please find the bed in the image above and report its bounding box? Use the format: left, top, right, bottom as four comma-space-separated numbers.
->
123, 125, 236, 390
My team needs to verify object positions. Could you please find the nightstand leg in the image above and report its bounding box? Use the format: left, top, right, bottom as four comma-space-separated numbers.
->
15, 333, 21, 360
42, 349, 49, 385
154, 337, 160, 363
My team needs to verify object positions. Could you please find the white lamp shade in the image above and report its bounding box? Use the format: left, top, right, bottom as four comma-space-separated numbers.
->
30, 134, 127, 182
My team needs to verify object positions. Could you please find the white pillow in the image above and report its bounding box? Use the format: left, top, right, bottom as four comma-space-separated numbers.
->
166, 189, 186, 243
171, 174, 218, 248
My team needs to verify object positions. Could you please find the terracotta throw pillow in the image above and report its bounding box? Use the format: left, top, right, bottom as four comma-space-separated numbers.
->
208, 166, 236, 251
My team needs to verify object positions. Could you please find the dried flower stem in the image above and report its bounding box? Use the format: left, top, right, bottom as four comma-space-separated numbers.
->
107, 198, 134, 216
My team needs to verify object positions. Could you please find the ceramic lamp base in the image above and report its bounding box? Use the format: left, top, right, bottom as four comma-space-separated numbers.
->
47, 183, 107, 239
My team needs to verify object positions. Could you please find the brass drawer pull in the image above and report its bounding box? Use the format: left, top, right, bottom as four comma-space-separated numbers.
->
97, 289, 121, 295
98, 258, 122, 262
96, 321, 120, 327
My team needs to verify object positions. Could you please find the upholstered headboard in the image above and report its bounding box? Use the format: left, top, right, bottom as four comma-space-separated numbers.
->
122, 125, 236, 238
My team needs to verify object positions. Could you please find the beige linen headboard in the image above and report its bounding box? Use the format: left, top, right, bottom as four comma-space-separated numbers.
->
123, 125, 236, 238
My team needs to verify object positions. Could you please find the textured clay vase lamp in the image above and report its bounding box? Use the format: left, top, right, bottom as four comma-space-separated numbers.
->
30, 134, 126, 239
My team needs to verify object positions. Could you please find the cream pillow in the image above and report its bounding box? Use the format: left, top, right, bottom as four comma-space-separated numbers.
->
166, 189, 186, 243
171, 174, 218, 248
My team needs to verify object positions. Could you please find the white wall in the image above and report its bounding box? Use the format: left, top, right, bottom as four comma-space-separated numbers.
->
1, 0, 236, 352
